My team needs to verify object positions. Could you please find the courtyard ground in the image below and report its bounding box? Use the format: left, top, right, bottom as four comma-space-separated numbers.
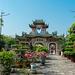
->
34, 55, 75, 75
0, 54, 75, 75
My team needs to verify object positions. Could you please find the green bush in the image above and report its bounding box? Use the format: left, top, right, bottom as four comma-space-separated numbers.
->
68, 22, 75, 34
36, 46, 48, 53
22, 46, 29, 49
11, 44, 21, 49
64, 51, 75, 56
0, 49, 16, 71
69, 51, 75, 56
33, 45, 39, 51
64, 51, 71, 55
65, 45, 73, 48
65, 48, 73, 51
67, 34, 75, 41
66, 42, 74, 45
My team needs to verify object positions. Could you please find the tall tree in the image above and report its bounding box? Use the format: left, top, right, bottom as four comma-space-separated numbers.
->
65, 22, 75, 52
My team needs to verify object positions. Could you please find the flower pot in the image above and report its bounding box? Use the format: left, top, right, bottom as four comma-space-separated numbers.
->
31, 64, 36, 70
63, 54, 66, 57
41, 58, 45, 65
67, 55, 70, 59
70, 56, 75, 62
14, 62, 31, 67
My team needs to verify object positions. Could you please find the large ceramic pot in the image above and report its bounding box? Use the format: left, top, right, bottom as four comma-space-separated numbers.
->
41, 58, 45, 65
70, 56, 75, 62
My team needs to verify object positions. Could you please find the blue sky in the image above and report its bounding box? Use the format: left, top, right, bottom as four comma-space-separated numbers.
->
0, 0, 75, 37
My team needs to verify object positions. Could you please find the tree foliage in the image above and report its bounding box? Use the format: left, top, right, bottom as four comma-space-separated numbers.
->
2, 35, 16, 45
64, 22, 75, 55
68, 22, 75, 34
36, 46, 48, 53
0, 40, 5, 50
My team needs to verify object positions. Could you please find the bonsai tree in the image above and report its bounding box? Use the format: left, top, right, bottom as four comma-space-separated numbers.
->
12, 43, 29, 68
64, 22, 75, 56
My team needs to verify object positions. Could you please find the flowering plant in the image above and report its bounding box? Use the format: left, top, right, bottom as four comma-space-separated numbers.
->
38, 51, 47, 59
24, 51, 39, 64
0, 49, 16, 71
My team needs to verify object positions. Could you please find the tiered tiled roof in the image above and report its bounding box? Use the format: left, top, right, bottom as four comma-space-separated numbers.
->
29, 20, 48, 28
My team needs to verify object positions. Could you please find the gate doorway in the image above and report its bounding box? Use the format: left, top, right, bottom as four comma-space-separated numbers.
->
49, 43, 56, 54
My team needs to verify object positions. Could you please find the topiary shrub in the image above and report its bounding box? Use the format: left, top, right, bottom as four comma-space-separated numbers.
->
69, 51, 75, 56
64, 51, 71, 55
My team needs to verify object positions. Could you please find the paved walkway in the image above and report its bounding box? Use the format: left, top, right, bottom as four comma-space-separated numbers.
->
34, 55, 75, 75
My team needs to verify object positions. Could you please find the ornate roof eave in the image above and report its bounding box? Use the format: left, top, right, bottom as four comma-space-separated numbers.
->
26, 34, 53, 38
18, 36, 29, 40
29, 24, 36, 28
43, 25, 49, 28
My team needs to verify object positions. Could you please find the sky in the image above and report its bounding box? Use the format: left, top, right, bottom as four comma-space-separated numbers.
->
0, 0, 75, 37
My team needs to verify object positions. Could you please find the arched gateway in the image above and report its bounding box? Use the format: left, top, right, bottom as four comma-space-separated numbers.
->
15, 20, 62, 54
48, 42, 57, 54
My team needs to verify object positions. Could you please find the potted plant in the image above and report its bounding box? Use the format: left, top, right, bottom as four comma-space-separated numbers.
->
38, 51, 47, 65
0, 48, 16, 75
25, 51, 38, 69
24, 51, 38, 74
12, 46, 30, 68
64, 51, 71, 59
69, 51, 75, 62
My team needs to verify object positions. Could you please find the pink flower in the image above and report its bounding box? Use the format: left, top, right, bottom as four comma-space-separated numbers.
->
27, 57, 31, 59
34, 55, 37, 57
24, 54, 29, 57
45, 54, 47, 56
